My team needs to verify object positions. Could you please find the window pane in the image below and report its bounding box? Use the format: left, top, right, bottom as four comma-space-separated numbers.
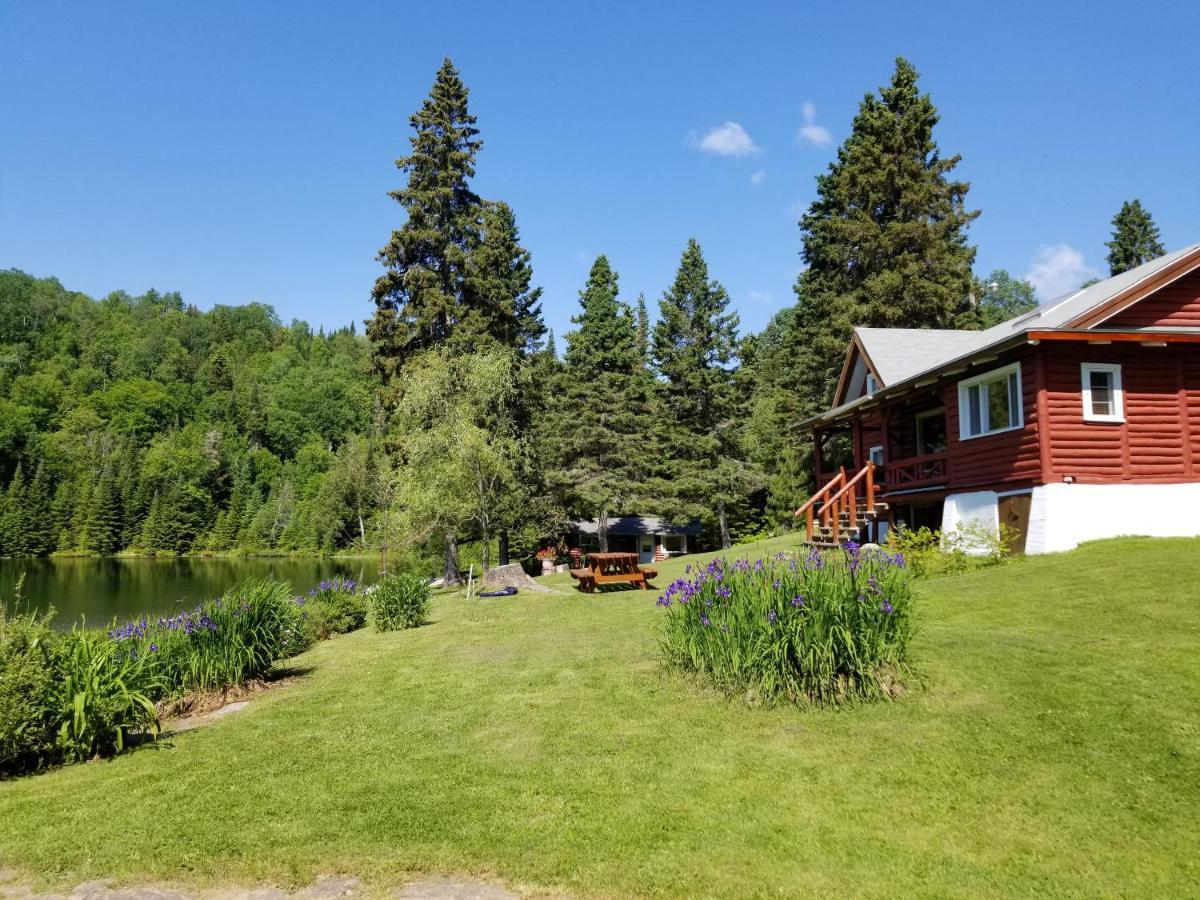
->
967, 385, 981, 435
987, 376, 1012, 430
1089, 370, 1112, 415
1008, 372, 1021, 425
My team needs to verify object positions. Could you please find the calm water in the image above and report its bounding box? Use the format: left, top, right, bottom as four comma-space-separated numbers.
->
0, 557, 382, 628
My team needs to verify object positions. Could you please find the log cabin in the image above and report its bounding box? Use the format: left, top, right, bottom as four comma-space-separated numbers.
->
797, 243, 1200, 554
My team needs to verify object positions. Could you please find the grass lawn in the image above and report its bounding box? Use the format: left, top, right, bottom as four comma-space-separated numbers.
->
1, 535, 1197, 897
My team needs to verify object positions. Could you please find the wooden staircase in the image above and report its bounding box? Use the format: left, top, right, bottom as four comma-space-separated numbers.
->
794, 462, 889, 548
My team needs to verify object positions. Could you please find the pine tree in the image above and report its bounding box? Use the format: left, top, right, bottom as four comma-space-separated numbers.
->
50, 480, 77, 552
82, 474, 122, 555
634, 293, 650, 365
138, 491, 166, 553
0, 465, 27, 556
549, 256, 657, 550
1106, 199, 1165, 275
465, 200, 546, 355
652, 239, 750, 547
23, 463, 52, 556
368, 57, 484, 381
792, 57, 978, 417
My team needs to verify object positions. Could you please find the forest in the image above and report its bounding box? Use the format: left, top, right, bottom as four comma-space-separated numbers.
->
0, 58, 1165, 582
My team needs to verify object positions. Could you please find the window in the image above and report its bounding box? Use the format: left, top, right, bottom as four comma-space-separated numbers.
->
958, 363, 1023, 440
865, 372, 878, 395
868, 445, 884, 465
1081, 363, 1124, 422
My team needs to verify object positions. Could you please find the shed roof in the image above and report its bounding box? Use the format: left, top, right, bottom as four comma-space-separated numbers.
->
575, 516, 702, 536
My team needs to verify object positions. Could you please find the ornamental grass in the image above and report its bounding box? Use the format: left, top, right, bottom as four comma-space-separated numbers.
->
656, 544, 915, 705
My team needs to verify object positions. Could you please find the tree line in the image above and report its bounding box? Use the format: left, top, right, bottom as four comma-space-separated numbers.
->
0, 57, 1169, 579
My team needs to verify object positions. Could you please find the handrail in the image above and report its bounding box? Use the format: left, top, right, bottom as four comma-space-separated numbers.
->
793, 468, 844, 518
817, 462, 875, 517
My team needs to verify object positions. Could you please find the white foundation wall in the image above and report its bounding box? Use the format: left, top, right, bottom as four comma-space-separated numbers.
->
1024, 482, 1200, 554
941, 482, 1200, 555
940, 491, 1001, 554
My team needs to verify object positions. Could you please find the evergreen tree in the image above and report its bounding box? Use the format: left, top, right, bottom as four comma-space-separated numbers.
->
792, 57, 978, 417
652, 239, 750, 547
0, 465, 27, 556
964, 269, 1038, 328
1106, 199, 1165, 275
634, 293, 650, 365
50, 480, 76, 552
23, 463, 52, 556
465, 200, 546, 355
368, 57, 484, 381
82, 474, 122, 555
548, 256, 657, 550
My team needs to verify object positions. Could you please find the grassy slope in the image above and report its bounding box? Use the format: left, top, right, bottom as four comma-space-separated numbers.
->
1, 536, 1197, 897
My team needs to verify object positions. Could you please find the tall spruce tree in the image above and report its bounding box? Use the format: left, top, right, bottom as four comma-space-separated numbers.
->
652, 239, 749, 548
792, 57, 978, 418
634, 293, 650, 365
368, 57, 484, 380
1106, 199, 1165, 275
549, 256, 657, 550
0, 465, 27, 556
23, 463, 52, 556
82, 473, 122, 555
466, 200, 546, 355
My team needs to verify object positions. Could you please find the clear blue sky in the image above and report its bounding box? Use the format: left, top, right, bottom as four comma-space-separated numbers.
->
3, 1, 1198, 341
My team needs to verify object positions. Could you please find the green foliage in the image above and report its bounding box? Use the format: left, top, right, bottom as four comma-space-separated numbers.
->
886, 522, 1014, 577
1106, 199, 1165, 275
300, 577, 368, 641
963, 269, 1039, 328
653, 239, 759, 546
0, 601, 60, 774
791, 57, 979, 418
371, 574, 430, 631
52, 627, 159, 763
543, 256, 659, 547
0, 269, 374, 558
657, 547, 914, 704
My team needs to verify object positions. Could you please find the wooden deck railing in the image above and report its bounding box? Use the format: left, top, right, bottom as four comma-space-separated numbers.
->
794, 466, 845, 543
883, 451, 948, 491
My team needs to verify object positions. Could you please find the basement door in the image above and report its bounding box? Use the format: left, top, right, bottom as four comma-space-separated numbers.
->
998, 493, 1031, 555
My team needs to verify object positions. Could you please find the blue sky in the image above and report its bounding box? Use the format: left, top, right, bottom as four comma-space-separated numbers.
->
2, 1, 1198, 342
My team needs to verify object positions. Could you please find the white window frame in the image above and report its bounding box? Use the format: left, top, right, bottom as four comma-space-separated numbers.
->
1080, 363, 1124, 423
957, 362, 1023, 441
868, 445, 884, 465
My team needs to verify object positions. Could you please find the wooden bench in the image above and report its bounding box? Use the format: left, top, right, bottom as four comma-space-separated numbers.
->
569, 567, 596, 591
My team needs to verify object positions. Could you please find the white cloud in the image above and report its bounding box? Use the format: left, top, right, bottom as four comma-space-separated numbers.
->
1024, 244, 1100, 299
750, 169, 767, 187
797, 101, 832, 148
691, 121, 762, 157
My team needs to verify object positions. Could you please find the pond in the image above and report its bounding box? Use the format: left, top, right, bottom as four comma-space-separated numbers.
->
0, 556, 383, 628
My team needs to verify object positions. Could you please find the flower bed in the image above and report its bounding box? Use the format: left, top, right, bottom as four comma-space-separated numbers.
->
656, 544, 915, 705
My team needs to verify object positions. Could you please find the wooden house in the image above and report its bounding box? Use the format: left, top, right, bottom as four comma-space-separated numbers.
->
797, 243, 1200, 554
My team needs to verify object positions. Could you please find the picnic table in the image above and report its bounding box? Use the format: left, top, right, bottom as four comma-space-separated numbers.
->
569, 551, 658, 592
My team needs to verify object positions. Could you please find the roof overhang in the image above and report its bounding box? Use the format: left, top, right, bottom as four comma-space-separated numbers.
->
832, 332, 884, 407
1067, 246, 1200, 328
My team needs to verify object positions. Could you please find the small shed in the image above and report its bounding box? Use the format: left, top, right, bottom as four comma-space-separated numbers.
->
574, 516, 701, 563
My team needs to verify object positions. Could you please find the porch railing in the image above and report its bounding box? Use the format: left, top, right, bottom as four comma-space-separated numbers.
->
883, 451, 948, 491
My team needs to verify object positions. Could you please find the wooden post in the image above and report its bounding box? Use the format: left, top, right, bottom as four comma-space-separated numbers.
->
866, 461, 875, 511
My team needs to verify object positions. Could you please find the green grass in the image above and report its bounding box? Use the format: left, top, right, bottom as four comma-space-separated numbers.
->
1, 535, 1198, 897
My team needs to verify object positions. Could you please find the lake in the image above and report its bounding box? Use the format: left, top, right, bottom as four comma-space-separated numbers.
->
0, 556, 383, 627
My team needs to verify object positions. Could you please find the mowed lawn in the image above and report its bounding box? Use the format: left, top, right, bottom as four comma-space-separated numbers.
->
1, 537, 1198, 897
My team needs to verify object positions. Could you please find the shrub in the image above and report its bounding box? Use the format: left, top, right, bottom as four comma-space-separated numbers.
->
110, 578, 308, 698
656, 545, 915, 705
53, 627, 159, 762
0, 607, 61, 774
298, 577, 367, 640
372, 574, 430, 631
887, 521, 1014, 577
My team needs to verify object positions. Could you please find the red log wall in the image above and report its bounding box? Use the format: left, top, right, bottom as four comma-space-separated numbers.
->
1104, 268, 1200, 328
1042, 344, 1200, 482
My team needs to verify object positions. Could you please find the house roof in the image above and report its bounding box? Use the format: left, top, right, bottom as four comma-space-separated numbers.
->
575, 516, 702, 536
807, 243, 1200, 428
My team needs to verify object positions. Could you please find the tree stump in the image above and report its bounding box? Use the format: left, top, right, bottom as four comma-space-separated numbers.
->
483, 563, 551, 593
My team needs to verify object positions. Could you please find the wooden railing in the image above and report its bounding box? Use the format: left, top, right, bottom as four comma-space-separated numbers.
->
795, 462, 876, 543
883, 451, 948, 491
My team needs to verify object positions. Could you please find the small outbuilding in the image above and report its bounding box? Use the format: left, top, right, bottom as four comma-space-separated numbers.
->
573, 516, 701, 563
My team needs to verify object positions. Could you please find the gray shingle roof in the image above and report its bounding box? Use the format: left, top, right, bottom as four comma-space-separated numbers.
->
817, 243, 1200, 424
575, 516, 702, 536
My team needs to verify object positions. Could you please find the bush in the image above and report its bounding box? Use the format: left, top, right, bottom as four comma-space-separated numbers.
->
53, 627, 159, 762
0, 607, 60, 774
887, 521, 1014, 577
372, 574, 430, 631
110, 578, 308, 698
298, 577, 367, 641
656, 545, 915, 705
